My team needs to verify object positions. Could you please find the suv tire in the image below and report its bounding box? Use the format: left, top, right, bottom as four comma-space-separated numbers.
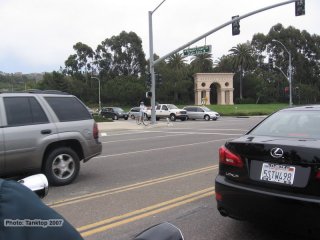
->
44, 147, 80, 186
170, 114, 176, 121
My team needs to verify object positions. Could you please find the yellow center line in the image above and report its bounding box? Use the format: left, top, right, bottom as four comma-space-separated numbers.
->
48, 165, 218, 208
78, 187, 215, 237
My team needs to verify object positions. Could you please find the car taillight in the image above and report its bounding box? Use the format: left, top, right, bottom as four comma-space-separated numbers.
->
219, 145, 243, 168
215, 191, 222, 201
93, 122, 99, 139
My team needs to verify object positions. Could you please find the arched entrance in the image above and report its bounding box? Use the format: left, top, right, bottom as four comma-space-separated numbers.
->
210, 83, 219, 104
194, 73, 234, 105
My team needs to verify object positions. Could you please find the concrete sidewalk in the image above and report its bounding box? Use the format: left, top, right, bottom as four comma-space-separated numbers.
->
97, 120, 170, 132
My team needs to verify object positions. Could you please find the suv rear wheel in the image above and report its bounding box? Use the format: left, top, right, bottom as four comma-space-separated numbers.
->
44, 147, 80, 186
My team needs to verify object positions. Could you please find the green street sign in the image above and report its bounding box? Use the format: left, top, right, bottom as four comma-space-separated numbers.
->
183, 45, 212, 56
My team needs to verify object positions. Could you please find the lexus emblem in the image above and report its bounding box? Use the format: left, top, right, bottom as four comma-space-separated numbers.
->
270, 147, 284, 158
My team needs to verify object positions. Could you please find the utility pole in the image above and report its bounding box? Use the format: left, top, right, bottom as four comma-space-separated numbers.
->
272, 39, 293, 107
91, 77, 101, 111
149, 0, 167, 124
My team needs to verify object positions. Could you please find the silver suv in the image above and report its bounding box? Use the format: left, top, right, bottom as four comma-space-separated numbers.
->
0, 90, 102, 186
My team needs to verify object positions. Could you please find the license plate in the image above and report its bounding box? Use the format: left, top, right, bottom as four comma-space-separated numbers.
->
260, 163, 295, 185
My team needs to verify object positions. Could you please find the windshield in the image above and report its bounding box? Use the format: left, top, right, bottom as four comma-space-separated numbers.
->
114, 107, 124, 112
202, 107, 212, 112
167, 104, 178, 110
249, 110, 320, 139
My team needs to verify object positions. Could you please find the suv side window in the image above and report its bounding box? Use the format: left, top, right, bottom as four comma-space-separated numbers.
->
4, 97, 49, 126
162, 105, 168, 111
45, 97, 91, 122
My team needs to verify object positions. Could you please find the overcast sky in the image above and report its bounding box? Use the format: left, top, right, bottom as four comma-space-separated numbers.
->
0, 0, 318, 74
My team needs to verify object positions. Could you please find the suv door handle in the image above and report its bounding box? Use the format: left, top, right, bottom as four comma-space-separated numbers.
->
41, 129, 52, 134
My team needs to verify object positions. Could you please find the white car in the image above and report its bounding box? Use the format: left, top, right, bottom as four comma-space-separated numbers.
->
183, 106, 220, 121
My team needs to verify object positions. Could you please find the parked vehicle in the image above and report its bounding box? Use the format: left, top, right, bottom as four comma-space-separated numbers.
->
100, 107, 129, 120
145, 104, 187, 121
128, 107, 141, 119
183, 106, 220, 121
0, 90, 102, 186
215, 105, 320, 228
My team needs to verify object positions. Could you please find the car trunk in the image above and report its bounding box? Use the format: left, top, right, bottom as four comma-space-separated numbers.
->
221, 135, 320, 197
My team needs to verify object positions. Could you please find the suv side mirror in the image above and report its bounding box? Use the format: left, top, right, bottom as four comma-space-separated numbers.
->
18, 174, 49, 198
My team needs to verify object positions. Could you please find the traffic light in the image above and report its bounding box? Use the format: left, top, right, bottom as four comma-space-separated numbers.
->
146, 91, 152, 98
284, 87, 289, 94
155, 73, 163, 86
268, 57, 274, 69
295, 0, 305, 16
231, 15, 240, 36
146, 73, 151, 87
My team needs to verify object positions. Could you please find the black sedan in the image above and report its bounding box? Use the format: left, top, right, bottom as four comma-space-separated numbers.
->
215, 105, 320, 228
100, 107, 128, 120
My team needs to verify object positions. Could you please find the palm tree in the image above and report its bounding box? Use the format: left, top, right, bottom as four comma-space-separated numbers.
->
191, 53, 213, 73
229, 43, 256, 100
167, 53, 186, 69
167, 53, 188, 102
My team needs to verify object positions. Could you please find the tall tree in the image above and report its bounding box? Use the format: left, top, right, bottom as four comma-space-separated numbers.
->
229, 43, 256, 100
166, 53, 191, 102
190, 53, 213, 73
97, 31, 147, 77
64, 42, 94, 75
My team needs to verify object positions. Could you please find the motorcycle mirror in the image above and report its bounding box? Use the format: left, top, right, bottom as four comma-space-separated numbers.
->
18, 174, 49, 198
134, 222, 184, 240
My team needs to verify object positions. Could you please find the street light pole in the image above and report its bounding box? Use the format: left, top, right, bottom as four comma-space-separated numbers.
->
149, 0, 167, 124
272, 39, 292, 107
91, 77, 101, 111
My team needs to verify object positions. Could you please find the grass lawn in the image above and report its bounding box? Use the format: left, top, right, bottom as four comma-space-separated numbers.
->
207, 103, 288, 116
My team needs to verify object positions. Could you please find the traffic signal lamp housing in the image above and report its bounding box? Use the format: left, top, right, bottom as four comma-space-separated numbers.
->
155, 73, 163, 86
268, 57, 274, 70
146, 91, 152, 98
146, 73, 151, 87
231, 15, 240, 36
295, 0, 305, 16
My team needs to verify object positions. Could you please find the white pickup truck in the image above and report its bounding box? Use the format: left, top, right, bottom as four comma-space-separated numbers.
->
145, 104, 188, 121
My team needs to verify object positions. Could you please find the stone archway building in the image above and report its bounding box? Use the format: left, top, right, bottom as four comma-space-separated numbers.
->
194, 73, 234, 105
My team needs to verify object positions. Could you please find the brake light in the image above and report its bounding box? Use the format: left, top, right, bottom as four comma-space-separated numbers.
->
215, 191, 222, 201
316, 169, 320, 180
219, 145, 243, 168
93, 122, 99, 139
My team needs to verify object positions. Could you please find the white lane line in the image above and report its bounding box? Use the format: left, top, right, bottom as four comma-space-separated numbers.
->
158, 131, 242, 135
100, 130, 164, 137
94, 138, 232, 159
101, 133, 191, 144
157, 127, 247, 131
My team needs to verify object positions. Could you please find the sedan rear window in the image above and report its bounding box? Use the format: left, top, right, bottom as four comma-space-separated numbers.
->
249, 110, 320, 139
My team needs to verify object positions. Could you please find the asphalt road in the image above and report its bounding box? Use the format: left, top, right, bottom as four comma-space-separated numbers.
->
43, 117, 312, 240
